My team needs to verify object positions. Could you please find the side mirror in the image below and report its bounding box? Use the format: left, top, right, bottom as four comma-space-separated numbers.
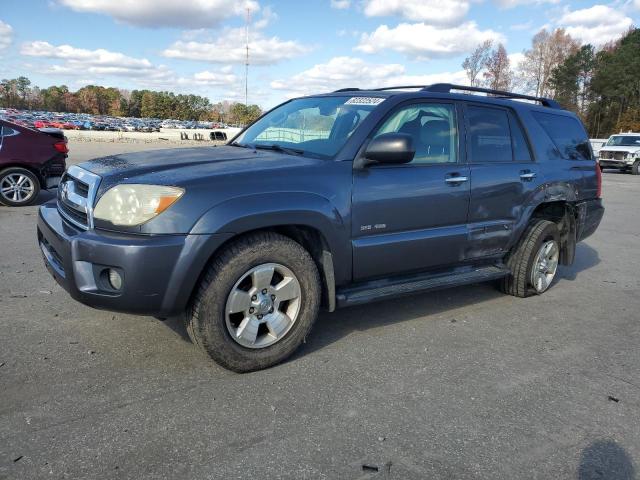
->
363, 133, 415, 166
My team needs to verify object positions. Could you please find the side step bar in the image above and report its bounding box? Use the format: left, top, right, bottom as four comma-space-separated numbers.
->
335, 265, 509, 308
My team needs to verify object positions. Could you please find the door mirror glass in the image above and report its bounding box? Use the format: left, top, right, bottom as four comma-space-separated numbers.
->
364, 132, 415, 165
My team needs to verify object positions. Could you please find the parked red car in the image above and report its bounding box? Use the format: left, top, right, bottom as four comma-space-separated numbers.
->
0, 119, 68, 206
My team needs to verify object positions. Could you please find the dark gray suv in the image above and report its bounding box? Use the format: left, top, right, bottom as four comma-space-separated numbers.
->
37, 84, 604, 372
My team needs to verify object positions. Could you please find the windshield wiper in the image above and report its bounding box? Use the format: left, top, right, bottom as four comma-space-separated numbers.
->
253, 144, 305, 156
230, 141, 252, 148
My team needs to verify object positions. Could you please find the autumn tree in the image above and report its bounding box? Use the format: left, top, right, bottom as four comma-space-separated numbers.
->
519, 28, 579, 97
462, 40, 493, 87
549, 45, 595, 118
483, 43, 513, 91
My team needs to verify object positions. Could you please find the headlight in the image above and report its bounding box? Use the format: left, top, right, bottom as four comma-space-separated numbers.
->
94, 184, 184, 226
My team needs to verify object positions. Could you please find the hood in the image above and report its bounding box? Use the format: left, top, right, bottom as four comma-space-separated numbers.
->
599, 145, 640, 153
80, 145, 323, 193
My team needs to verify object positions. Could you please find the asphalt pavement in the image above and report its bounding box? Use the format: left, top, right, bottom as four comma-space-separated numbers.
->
1, 144, 639, 479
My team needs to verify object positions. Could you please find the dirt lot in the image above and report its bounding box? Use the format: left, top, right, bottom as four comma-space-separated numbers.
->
1, 142, 639, 479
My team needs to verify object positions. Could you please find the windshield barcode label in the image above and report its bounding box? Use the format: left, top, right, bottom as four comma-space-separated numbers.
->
345, 97, 385, 106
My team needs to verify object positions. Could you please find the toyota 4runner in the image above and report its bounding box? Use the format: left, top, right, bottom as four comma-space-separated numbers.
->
37, 84, 604, 372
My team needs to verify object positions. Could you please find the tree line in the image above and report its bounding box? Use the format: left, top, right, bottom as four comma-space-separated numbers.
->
462, 27, 640, 137
0, 79, 263, 124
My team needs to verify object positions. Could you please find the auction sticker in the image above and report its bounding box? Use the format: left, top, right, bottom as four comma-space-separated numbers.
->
345, 97, 385, 106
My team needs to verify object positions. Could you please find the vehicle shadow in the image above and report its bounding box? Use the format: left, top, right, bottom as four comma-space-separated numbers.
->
34, 189, 56, 205
556, 242, 600, 282
578, 439, 635, 480
299, 282, 503, 357
162, 243, 601, 355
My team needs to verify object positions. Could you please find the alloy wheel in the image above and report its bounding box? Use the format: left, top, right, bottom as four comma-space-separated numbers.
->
225, 263, 302, 349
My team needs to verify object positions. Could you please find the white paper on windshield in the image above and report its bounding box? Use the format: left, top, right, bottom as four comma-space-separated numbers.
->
345, 97, 385, 106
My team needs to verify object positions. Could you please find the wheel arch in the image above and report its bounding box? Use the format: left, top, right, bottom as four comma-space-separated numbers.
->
0, 163, 44, 187
528, 200, 577, 265
186, 225, 338, 314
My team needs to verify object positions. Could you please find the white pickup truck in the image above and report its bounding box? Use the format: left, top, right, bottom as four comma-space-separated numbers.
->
598, 133, 640, 174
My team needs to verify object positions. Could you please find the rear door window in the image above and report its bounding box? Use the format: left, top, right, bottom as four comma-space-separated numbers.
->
532, 111, 591, 160
508, 112, 532, 162
466, 106, 513, 163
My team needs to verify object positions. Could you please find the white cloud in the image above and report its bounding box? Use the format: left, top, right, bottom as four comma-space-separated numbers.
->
508, 52, 525, 70
20, 41, 176, 85
362, 0, 470, 26
270, 56, 468, 98
57, 0, 259, 28
356, 22, 505, 59
558, 5, 633, 45
21, 41, 153, 69
494, 0, 559, 7
162, 28, 309, 65
0, 20, 12, 51
330, 0, 351, 9
187, 69, 239, 86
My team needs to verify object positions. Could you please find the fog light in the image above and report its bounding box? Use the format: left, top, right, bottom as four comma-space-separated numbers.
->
108, 269, 123, 290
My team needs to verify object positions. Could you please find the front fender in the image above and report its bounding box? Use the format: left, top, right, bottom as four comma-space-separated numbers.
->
190, 191, 351, 284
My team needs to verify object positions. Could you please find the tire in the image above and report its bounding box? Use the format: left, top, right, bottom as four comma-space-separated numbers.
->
499, 219, 560, 298
0, 167, 40, 207
632, 160, 640, 175
185, 231, 321, 372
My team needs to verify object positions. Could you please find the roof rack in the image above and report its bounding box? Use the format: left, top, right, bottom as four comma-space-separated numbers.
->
332, 83, 561, 109
423, 83, 561, 109
371, 86, 426, 91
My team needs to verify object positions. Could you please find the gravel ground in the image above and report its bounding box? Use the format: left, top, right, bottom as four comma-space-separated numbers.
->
0, 143, 639, 480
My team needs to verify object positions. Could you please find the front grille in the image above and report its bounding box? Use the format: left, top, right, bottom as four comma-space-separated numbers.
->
58, 198, 88, 226
75, 180, 89, 197
600, 151, 626, 160
56, 166, 100, 230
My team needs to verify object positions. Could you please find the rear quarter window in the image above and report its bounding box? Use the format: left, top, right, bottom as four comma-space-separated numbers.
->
532, 112, 591, 161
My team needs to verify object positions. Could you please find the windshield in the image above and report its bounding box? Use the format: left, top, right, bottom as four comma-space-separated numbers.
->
606, 135, 640, 147
232, 96, 384, 158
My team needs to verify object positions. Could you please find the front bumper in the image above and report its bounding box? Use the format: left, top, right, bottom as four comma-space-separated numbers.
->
37, 201, 232, 316
599, 159, 633, 169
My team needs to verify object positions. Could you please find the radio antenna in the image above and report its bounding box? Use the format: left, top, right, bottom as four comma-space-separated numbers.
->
245, 7, 250, 107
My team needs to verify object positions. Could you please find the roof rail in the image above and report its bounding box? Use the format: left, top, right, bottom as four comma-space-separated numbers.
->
333, 88, 361, 92
423, 83, 561, 109
371, 86, 425, 91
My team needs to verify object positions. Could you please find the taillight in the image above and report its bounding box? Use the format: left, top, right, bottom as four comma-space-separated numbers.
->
54, 141, 68, 154
595, 162, 602, 198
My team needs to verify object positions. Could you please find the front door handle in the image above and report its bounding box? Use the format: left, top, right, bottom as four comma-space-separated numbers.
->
445, 176, 469, 185
520, 171, 537, 180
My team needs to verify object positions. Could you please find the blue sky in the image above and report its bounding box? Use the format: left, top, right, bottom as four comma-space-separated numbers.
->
1, 0, 638, 108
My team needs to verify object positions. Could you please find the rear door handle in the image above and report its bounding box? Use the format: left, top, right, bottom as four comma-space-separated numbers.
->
520, 172, 536, 180
445, 176, 469, 185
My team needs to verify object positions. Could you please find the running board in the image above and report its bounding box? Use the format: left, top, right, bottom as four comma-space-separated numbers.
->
335, 265, 509, 308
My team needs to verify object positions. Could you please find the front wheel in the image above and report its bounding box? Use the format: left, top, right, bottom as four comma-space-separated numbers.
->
0, 167, 40, 207
186, 232, 320, 372
499, 219, 560, 298
632, 160, 640, 175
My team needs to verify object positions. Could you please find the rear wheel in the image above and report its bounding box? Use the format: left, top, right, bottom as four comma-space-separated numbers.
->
0, 167, 40, 207
186, 232, 320, 372
499, 219, 560, 298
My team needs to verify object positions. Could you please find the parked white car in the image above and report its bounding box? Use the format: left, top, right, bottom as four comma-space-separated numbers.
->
598, 133, 640, 174
590, 138, 607, 157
